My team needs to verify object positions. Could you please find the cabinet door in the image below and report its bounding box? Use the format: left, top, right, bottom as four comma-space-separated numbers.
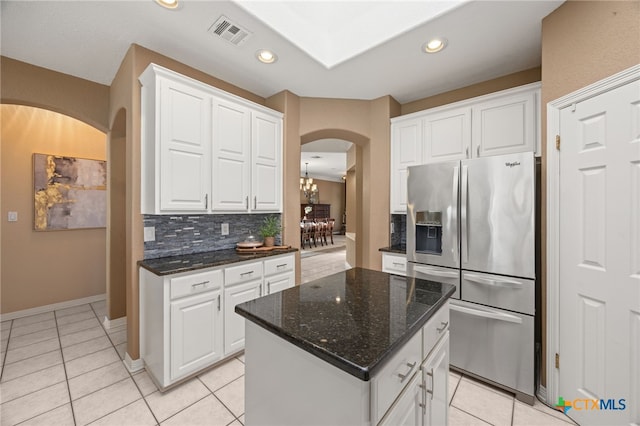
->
424, 107, 471, 163
170, 289, 222, 381
423, 332, 449, 426
224, 279, 263, 356
251, 111, 282, 212
159, 77, 212, 212
391, 118, 423, 213
379, 373, 423, 426
212, 98, 251, 211
265, 271, 294, 294
472, 90, 537, 157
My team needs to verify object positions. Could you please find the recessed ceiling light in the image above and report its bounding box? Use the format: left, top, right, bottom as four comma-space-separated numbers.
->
422, 38, 447, 54
256, 49, 278, 64
154, 0, 179, 10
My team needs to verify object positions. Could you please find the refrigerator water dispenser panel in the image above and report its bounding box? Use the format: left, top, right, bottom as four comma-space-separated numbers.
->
415, 211, 442, 255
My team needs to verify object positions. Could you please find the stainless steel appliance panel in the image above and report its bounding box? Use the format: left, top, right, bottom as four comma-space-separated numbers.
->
461, 152, 535, 279
407, 161, 459, 269
461, 271, 534, 315
449, 300, 534, 397
407, 262, 460, 299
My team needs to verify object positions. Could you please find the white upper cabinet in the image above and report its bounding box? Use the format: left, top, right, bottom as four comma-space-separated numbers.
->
390, 83, 540, 213
140, 65, 213, 213
251, 111, 282, 212
140, 64, 283, 215
424, 107, 471, 163
471, 89, 537, 157
390, 118, 423, 214
212, 98, 251, 211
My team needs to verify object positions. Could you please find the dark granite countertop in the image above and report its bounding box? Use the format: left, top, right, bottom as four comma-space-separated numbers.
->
236, 267, 455, 381
379, 245, 406, 254
138, 247, 298, 276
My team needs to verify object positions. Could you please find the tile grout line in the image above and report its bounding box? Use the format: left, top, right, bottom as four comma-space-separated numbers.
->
54, 308, 78, 426
0, 319, 13, 382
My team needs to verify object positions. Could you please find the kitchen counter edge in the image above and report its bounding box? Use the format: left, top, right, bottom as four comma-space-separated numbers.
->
138, 247, 298, 276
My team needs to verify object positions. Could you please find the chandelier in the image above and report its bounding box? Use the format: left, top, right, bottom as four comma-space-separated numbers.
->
300, 162, 318, 202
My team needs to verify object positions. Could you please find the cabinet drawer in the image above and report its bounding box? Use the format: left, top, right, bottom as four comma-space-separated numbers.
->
371, 331, 422, 424
264, 254, 294, 276
170, 270, 223, 300
422, 301, 449, 360
225, 261, 263, 286
382, 253, 407, 276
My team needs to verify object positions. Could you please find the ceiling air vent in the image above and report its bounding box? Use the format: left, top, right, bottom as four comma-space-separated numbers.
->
208, 15, 252, 46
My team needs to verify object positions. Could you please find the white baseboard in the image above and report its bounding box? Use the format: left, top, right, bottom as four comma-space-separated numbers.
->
0, 294, 106, 322
103, 315, 127, 330
124, 352, 144, 373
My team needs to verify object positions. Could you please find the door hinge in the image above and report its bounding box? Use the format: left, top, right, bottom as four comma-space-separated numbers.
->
555, 353, 560, 369
555, 135, 561, 151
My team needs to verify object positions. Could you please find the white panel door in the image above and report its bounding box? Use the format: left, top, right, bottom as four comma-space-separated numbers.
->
251, 111, 282, 211
472, 90, 536, 157
424, 107, 471, 163
391, 118, 423, 213
379, 373, 422, 426
559, 79, 640, 426
423, 333, 449, 426
159, 78, 211, 212
212, 99, 251, 211
224, 279, 263, 356
170, 290, 222, 380
265, 272, 294, 294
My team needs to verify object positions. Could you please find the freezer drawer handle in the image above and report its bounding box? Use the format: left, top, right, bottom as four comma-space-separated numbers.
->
397, 361, 417, 382
465, 274, 522, 289
413, 266, 457, 279
450, 304, 522, 324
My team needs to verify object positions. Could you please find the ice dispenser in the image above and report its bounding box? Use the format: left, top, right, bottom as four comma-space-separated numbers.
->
415, 211, 442, 255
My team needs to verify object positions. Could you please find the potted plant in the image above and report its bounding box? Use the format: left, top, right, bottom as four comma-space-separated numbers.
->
259, 215, 281, 247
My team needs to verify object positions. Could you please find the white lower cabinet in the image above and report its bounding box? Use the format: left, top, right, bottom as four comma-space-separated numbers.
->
422, 332, 449, 426
170, 288, 223, 380
382, 252, 407, 276
379, 373, 423, 426
140, 253, 295, 390
224, 278, 263, 357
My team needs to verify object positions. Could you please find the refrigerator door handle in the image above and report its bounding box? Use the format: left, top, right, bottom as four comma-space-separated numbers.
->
414, 265, 458, 278
452, 165, 459, 262
450, 304, 522, 324
464, 273, 523, 289
461, 165, 469, 264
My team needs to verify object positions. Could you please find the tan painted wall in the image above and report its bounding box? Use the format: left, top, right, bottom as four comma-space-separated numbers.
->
299, 179, 345, 232
1, 57, 110, 132
1, 105, 107, 313
402, 67, 542, 115
539, 0, 640, 387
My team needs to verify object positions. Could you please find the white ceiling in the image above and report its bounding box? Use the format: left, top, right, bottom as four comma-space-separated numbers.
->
1, 0, 563, 180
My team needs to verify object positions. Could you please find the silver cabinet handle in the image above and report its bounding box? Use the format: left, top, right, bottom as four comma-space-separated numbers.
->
245, 196, 249, 209
477, 145, 480, 157
205, 194, 208, 209
191, 280, 210, 288
217, 294, 221, 311
240, 271, 254, 277
267, 281, 271, 293
397, 361, 417, 382
426, 368, 434, 399
436, 321, 448, 333
254, 196, 257, 209
276, 263, 287, 268
465, 147, 469, 158
392, 262, 404, 267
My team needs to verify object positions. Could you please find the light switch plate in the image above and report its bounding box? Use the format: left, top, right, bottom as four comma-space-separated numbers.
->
221, 223, 229, 236
143, 226, 156, 242
8, 211, 18, 222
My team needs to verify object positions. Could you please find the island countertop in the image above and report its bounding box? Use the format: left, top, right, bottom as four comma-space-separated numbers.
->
235, 267, 455, 381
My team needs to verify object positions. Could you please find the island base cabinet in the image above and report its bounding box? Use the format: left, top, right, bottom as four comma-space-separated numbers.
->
245, 322, 370, 426
379, 373, 423, 426
422, 332, 449, 426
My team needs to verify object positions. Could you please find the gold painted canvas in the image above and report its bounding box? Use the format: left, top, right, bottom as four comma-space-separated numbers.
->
33, 153, 107, 231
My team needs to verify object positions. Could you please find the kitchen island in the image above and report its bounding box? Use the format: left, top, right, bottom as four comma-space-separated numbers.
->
236, 267, 455, 426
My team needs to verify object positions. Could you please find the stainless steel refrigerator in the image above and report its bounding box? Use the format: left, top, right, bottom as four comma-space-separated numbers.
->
406, 152, 536, 404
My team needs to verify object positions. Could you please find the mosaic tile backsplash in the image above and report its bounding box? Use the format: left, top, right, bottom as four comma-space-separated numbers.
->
143, 214, 281, 259
390, 214, 406, 247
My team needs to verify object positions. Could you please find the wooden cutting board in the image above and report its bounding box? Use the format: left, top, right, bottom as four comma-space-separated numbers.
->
236, 245, 291, 253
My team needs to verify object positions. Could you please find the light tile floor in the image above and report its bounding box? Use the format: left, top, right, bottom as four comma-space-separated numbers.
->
0, 248, 577, 425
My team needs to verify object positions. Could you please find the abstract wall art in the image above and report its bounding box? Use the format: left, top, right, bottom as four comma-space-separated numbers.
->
33, 153, 107, 231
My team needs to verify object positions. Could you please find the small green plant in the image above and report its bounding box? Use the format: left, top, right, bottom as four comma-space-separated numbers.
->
258, 215, 281, 238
